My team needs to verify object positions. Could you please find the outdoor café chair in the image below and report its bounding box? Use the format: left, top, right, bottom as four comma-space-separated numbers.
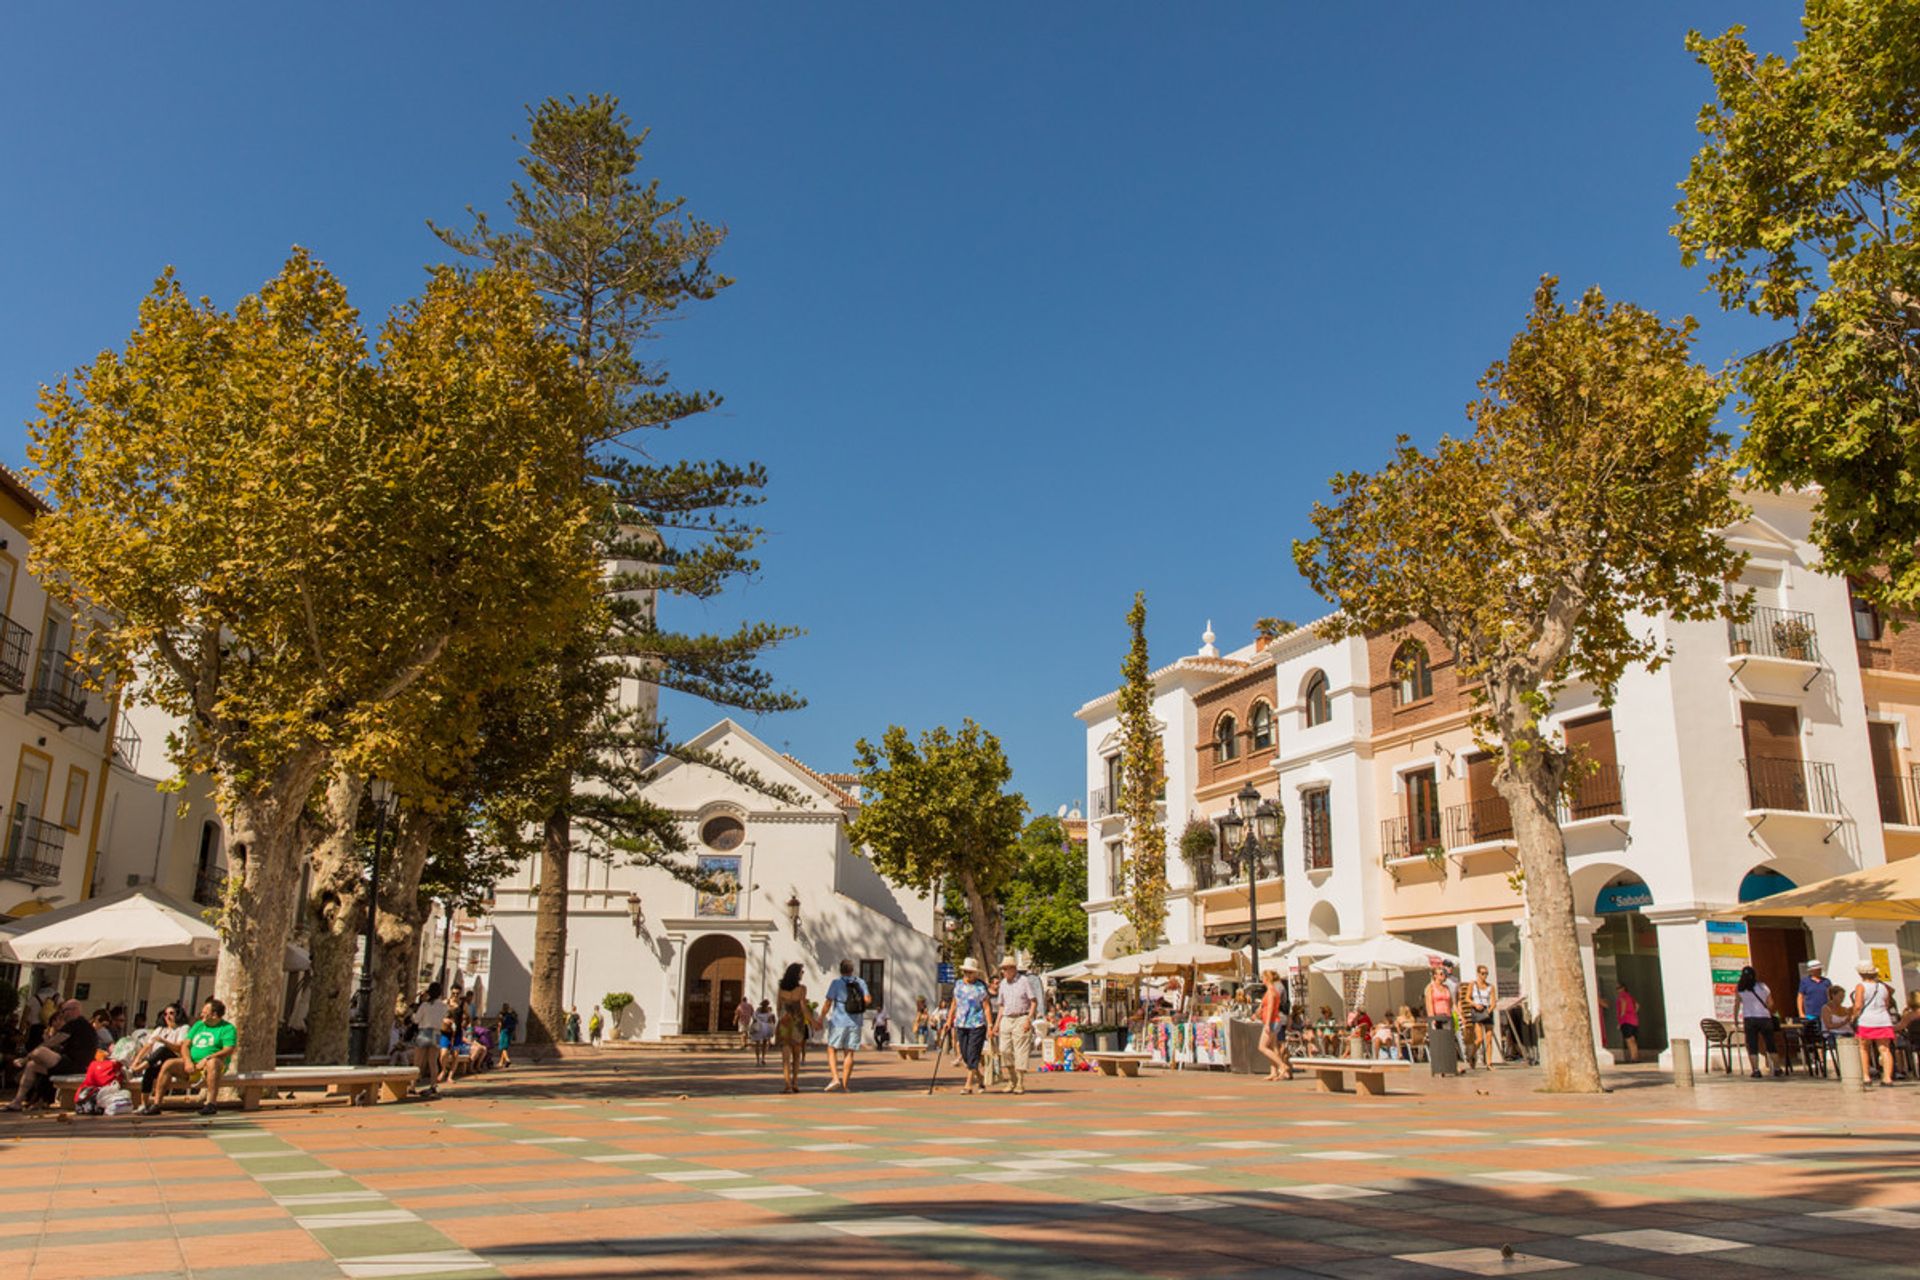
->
1699, 1018, 1744, 1074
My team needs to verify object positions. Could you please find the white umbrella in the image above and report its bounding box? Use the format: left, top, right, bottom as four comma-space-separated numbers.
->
1045, 959, 1094, 982
1310, 935, 1459, 975
1093, 941, 1246, 978
0, 884, 311, 970
1260, 939, 1336, 967
0, 886, 220, 965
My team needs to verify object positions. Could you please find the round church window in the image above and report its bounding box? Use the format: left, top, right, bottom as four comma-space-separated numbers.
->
701, 815, 745, 851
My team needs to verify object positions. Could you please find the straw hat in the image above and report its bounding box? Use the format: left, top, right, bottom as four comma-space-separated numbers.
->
1857, 960, 1881, 977
959, 956, 982, 975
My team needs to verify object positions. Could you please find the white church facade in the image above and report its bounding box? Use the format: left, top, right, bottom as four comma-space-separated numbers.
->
485, 719, 939, 1041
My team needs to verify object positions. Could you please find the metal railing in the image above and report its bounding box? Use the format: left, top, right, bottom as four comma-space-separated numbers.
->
113, 718, 142, 771
1090, 787, 1114, 818
26, 648, 88, 726
1380, 812, 1445, 862
1876, 772, 1920, 827
1743, 756, 1841, 815
0, 617, 29, 694
1561, 764, 1626, 822
1444, 796, 1514, 848
1728, 606, 1821, 664
192, 864, 224, 906
1, 813, 65, 886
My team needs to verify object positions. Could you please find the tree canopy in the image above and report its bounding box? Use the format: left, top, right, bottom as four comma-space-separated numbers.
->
846, 720, 1026, 972
1001, 815, 1089, 973
1294, 278, 1743, 1092
1675, 2, 1920, 607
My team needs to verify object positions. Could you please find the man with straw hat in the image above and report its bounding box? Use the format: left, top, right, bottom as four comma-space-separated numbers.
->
944, 956, 992, 1095
995, 955, 1044, 1095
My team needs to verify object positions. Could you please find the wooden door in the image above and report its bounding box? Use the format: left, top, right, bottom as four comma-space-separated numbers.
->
1464, 753, 1507, 841
1740, 703, 1803, 809
1564, 712, 1620, 818
1869, 721, 1905, 823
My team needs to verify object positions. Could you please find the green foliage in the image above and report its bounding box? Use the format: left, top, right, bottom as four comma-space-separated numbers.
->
847, 720, 1026, 970
1115, 592, 1167, 950
1001, 815, 1090, 973
1253, 617, 1296, 641
1675, 2, 1920, 608
601, 992, 635, 1014
1178, 818, 1219, 867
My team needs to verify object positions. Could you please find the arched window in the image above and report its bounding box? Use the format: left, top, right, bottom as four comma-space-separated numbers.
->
1393, 640, 1432, 705
1214, 713, 1238, 762
1303, 671, 1332, 727
1250, 702, 1274, 749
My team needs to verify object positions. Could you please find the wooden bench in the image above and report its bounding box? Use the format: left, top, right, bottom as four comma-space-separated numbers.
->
1084, 1051, 1152, 1077
226, 1067, 419, 1111
1292, 1055, 1414, 1096
51, 1074, 145, 1112
893, 1043, 927, 1060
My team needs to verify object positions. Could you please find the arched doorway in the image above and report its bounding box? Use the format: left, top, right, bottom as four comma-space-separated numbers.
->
682, 934, 746, 1035
1741, 865, 1812, 1021
1593, 874, 1667, 1055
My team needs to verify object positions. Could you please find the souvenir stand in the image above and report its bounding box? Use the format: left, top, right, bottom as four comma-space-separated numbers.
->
1091, 942, 1247, 1070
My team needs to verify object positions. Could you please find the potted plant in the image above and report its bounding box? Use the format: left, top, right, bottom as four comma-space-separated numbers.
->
602, 992, 635, 1041
1772, 617, 1814, 661
1180, 818, 1222, 886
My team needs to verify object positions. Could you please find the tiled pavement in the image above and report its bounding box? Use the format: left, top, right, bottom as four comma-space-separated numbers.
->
5, 1050, 1919, 1279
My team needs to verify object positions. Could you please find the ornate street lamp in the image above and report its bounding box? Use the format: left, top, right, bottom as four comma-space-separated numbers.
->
1218, 780, 1283, 986
347, 779, 395, 1067
785, 891, 802, 933
626, 892, 645, 935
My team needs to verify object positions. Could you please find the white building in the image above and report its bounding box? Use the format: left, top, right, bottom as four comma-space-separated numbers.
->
1075, 490, 1917, 1064
486, 718, 938, 1040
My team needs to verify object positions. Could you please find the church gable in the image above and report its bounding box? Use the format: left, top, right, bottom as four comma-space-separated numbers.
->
643, 719, 848, 817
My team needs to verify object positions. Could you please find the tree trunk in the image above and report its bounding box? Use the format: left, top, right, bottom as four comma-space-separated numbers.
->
527, 802, 571, 1047
1501, 766, 1605, 1093
369, 813, 436, 1049
957, 869, 1004, 975
213, 751, 329, 1075
301, 770, 366, 1065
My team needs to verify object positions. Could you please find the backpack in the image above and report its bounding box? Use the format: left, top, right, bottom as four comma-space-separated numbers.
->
842, 979, 868, 1016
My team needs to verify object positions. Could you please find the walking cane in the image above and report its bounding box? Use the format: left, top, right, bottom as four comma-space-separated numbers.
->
926, 1025, 951, 1094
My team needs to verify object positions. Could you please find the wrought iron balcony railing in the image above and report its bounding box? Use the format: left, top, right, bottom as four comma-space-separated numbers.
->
113, 718, 142, 772
0, 813, 65, 886
1876, 772, 1920, 828
0, 617, 30, 694
1729, 606, 1821, 664
1380, 812, 1445, 863
1444, 796, 1514, 848
1560, 764, 1626, 822
1743, 756, 1841, 815
26, 648, 89, 727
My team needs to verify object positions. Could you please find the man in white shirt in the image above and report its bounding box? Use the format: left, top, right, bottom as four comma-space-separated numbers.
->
995, 958, 1044, 1095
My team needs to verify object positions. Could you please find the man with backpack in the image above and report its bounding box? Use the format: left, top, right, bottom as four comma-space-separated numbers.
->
822, 958, 869, 1092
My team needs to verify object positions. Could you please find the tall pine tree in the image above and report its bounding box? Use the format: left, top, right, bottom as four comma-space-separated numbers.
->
1116, 593, 1167, 951
435, 96, 803, 1046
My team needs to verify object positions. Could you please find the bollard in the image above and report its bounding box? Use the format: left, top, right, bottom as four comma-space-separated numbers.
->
1670, 1038, 1694, 1088
1834, 1037, 1865, 1088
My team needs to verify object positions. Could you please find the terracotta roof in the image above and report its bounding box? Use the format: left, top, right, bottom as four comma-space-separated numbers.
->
0, 464, 50, 517
782, 754, 859, 808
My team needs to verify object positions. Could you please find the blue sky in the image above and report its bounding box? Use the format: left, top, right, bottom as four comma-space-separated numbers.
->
0, 4, 1800, 814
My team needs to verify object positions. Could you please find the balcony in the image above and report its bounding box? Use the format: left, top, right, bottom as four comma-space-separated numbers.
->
1561, 764, 1626, 823
1192, 847, 1280, 890
1090, 787, 1115, 819
1876, 772, 1920, 829
1380, 813, 1446, 864
0, 617, 29, 694
26, 649, 89, 727
1743, 756, 1842, 817
1728, 607, 1821, 666
1443, 796, 1515, 850
1, 813, 65, 886
113, 718, 142, 772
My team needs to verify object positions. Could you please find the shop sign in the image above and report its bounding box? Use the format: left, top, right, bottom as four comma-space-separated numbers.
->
1595, 883, 1653, 914
1706, 919, 1750, 1021
937, 962, 956, 983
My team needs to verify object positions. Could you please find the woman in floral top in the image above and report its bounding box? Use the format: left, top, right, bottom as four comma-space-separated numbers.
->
945, 956, 993, 1095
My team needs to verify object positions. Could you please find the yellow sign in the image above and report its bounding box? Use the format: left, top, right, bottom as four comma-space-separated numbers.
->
1869, 947, 1891, 982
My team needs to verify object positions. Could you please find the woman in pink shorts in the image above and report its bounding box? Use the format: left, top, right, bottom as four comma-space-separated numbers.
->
1852, 960, 1900, 1087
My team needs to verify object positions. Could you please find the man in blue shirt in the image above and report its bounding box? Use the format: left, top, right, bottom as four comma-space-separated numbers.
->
1796, 960, 1832, 1035
822, 958, 868, 1093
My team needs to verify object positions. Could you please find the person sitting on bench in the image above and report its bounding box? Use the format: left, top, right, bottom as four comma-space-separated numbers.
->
143, 998, 236, 1115
4, 999, 94, 1111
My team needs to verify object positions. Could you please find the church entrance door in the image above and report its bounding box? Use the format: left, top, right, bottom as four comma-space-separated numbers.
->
682, 934, 747, 1035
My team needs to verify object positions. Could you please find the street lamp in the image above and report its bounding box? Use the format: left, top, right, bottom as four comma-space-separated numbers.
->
1218, 781, 1283, 987
347, 779, 395, 1067
626, 892, 645, 934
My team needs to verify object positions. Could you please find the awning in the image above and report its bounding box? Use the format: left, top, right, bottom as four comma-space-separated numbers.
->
1734, 856, 1920, 923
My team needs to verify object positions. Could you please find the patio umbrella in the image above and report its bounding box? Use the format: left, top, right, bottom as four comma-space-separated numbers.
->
0, 884, 310, 970
1310, 935, 1460, 975
1045, 959, 1094, 982
1260, 939, 1336, 967
1093, 941, 1246, 978
1733, 856, 1920, 923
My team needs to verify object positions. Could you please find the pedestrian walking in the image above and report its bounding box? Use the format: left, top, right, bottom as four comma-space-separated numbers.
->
822, 958, 869, 1092
1736, 966, 1783, 1077
496, 1003, 517, 1069
1796, 959, 1832, 1044
946, 957, 991, 1095
1463, 965, 1496, 1067
1255, 968, 1293, 1081
775, 963, 811, 1093
565, 1006, 581, 1043
1853, 960, 1900, 1086
587, 1007, 603, 1044
750, 999, 775, 1067
734, 995, 755, 1051
994, 957, 1041, 1094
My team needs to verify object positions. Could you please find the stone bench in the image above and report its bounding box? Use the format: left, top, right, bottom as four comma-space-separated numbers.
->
893, 1043, 927, 1060
1291, 1055, 1414, 1097
225, 1066, 419, 1112
1084, 1052, 1152, 1077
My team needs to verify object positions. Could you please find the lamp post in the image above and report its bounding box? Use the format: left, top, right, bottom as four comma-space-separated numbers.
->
1217, 781, 1283, 987
347, 780, 394, 1067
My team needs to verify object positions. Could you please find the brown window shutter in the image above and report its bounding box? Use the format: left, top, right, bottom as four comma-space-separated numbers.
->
1740, 703, 1801, 761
